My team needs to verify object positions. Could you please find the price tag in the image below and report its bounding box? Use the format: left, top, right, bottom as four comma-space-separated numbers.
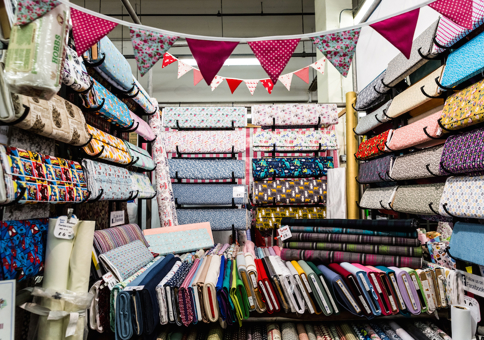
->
359, 274, 370, 291
233, 186, 245, 198
277, 226, 292, 241
110, 211, 125, 227
123, 285, 144, 292
103, 272, 119, 290
54, 215, 78, 239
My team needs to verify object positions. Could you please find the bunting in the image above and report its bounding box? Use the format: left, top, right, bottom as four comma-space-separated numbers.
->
130, 28, 178, 76
15, 0, 60, 25
261, 79, 274, 94
210, 76, 225, 91
248, 39, 300, 84
279, 73, 293, 91
177, 61, 192, 78
193, 69, 204, 86
429, 0, 473, 29
162, 53, 177, 68
245, 80, 259, 95
226, 79, 243, 94
310, 58, 326, 74
294, 67, 309, 83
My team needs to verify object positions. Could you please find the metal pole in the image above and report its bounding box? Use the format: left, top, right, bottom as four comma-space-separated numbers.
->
120, 0, 142, 24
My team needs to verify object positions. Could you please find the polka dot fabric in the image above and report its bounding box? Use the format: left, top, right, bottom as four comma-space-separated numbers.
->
429, 0, 474, 29
245, 80, 259, 95
261, 79, 274, 94
71, 8, 118, 56
248, 39, 300, 84
162, 53, 178, 68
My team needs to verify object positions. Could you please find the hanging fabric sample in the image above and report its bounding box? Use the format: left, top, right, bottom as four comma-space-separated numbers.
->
252, 128, 338, 151
162, 107, 247, 128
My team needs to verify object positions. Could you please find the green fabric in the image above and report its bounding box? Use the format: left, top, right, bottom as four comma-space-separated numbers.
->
403, 267, 429, 314
306, 261, 340, 315
223, 259, 236, 323
298, 260, 333, 316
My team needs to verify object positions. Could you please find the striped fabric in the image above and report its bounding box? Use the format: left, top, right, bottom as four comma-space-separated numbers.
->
280, 218, 419, 231
283, 241, 422, 256
287, 226, 417, 238
289, 233, 420, 246
93, 224, 149, 254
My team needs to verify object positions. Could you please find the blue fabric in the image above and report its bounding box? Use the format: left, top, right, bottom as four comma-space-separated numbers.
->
252, 157, 333, 180
128, 256, 166, 287
168, 159, 245, 180
176, 209, 248, 230
216, 255, 227, 321
172, 184, 245, 205
449, 222, 484, 266
441, 30, 484, 88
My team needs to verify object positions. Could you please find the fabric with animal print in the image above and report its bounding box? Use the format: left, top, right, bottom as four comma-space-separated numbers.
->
252, 157, 333, 180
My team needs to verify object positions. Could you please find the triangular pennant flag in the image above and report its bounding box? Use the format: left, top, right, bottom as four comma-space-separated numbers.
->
279, 73, 293, 91
261, 79, 274, 94
226, 79, 243, 94
162, 53, 177, 68
429, 0, 473, 29
370, 8, 420, 59
248, 39, 300, 84
71, 8, 118, 56
130, 28, 178, 76
245, 80, 259, 95
310, 29, 360, 77
193, 69, 204, 86
177, 61, 192, 78
210, 76, 225, 91
294, 67, 309, 84
186, 38, 239, 85
310, 58, 326, 74
15, 0, 61, 25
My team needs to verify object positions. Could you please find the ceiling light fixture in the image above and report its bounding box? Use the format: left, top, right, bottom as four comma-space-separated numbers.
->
180, 58, 261, 66
354, 0, 381, 24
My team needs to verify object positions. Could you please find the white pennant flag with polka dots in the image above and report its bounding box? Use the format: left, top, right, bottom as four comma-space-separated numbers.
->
310, 58, 326, 75
245, 80, 259, 95
210, 76, 225, 91
279, 73, 293, 91
177, 61, 193, 78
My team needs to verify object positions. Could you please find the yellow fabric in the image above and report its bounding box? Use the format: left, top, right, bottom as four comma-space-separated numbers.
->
83, 125, 132, 164
256, 206, 326, 230
291, 261, 306, 276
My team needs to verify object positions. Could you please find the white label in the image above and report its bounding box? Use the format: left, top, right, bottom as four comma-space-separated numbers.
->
359, 274, 370, 291
64, 312, 79, 337
233, 186, 245, 198
295, 275, 314, 313
459, 270, 484, 298
411, 274, 420, 291
402, 275, 418, 311
390, 274, 406, 310
167, 288, 174, 321
265, 282, 277, 311
310, 275, 330, 314
370, 274, 382, 294
110, 211, 125, 227
278, 226, 292, 241
102, 272, 119, 290
250, 273, 258, 289
388, 295, 397, 311
319, 276, 339, 313
358, 295, 371, 314
302, 275, 312, 293
336, 279, 361, 313
248, 296, 254, 307
259, 282, 273, 311
54, 215, 78, 239
124, 285, 144, 292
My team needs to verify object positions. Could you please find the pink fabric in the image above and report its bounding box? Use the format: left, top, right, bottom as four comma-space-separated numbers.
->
164, 129, 246, 153
193, 69, 204, 86
370, 8, 420, 59
71, 8, 118, 56
227, 79, 243, 94
279, 73, 293, 90
186, 38, 239, 85
430, 0, 474, 29
261, 79, 274, 94
272, 246, 281, 256
245, 80, 259, 95
244, 241, 256, 258
294, 67, 309, 84
15, 0, 60, 25
248, 39, 300, 84
130, 111, 156, 141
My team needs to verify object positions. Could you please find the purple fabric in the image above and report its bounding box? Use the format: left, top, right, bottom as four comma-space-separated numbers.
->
389, 266, 421, 315
370, 8, 420, 58
130, 111, 156, 141
358, 155, 393, 184
268, 247, 276, 256
186, 39, 239, 85
440, 127, 484, 175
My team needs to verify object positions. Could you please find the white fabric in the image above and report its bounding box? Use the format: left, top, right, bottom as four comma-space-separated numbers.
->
327, 168, 346, 218
203, 255, 221, 322
285, 261, 312, 314
274, 256, 305, 314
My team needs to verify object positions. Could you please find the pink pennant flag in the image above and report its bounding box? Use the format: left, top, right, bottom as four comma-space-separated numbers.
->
162, 53, 177, 68
245, 80, 259, 95
71, 8, 118, 56
279, 73, 293, 91
210, 76, 225, 91
178, 61, 192, 78
429, 0, 473, 29
370, 8, 420, 59
186, 39, 239, 86
261, 79, 274, 94
248, 39, 300, 84
193, 69, 204, 86
130, 28, 178, 76
15, 0, 61, 25
310, 58, 326, 74
294, 67, 309, 84
226, 79, 243, 94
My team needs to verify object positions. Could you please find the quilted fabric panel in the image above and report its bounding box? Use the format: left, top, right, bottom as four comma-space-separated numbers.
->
390, 145, 444, 181
439, 176, 484, 219
355, 130, 393, 161
387, 111, 444, 151
440, 127, 484, 175
383, 20, 440, 87
360, 186, 398, 210
440, 78, 484, 131
357, 155, 393, 184
355, 71, 390, 111
392, 183, 446, 215
354, 100, 392, 135
386, 66, 444, 119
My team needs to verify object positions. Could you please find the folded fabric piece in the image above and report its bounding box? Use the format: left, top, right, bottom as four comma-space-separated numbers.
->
214, 256, 229, 322
11, 94, 91, 146
82, 159, 132, 201
4, 4, 68, 100
375, 266, 409, 315
284, 242, 421, 257
355, 72, 390, 111
173, 184, 245, 205
80, 79, 132, 128
252, 128, 338, 151
359, 186, 398, 210
0, 145, 88, 204
255, 258, 280, 314
281, 249, 422, 268
169, 159, 245, 180
230, 259, 250, 324
448, 222, 484, 266
222, 259, 236, 325
252, 104, 338, 127
298, 261, 333, 316
388, 267, 421, 315
130, 111, 156, 141
166, 260, 193, 326
0, 218, 48, 281
357, 155, 393, 184
125, 78, 157, 115
61, 45, 91, 92
162, 107, 247, 128
204, 255, 221, 322
178, 258, 199, 326
252, 179, 327, 205
83, 125, 132, 165
236, 253, 256, 312
191, 257, 208, 323
440, 127, 484, 175
440, 78, 484, 131
287, 226, 417, 238
390, 145, 444, 181
93, 223, 149, 255
129, 172, 155, 199
252, 157, 333, 180
383, 20, 440, 87
391, 322, 420, 340
355, 130, 393, 160
245, 252, 267, 313
403, 268, 430, 314
176, 209, 249, 230
165, 130, 246, 153
357, 265, 395, 316
286, 261, 316, 314
256, 206, 326, 230
268, 256, 297, 314
124, 141, 156, 170
281, 218, 419, 231
392, 183, 446, 215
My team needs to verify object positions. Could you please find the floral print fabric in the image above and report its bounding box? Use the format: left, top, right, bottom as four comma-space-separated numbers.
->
82, 159, 133, 201
129, 172, 155, 199
61, 45, 91, 92
163, 107, 247, 128
165, 130, 246, 153
357, 155, 393, 184
251, 104, 338, 127
252, 128, 338, 151
15, 0, 61, 25
252, 157, 333, 180
83, 125, 132, 165
124, 141, 156, 170
355, 130, 393, 161
440, 127, 484, 175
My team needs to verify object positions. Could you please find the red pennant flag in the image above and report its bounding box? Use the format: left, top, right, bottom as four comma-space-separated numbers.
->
370, 8, 420, 59
429, 0, 473, 29
186, 39, 239, 85
294, 67, 309, 84
261, 79, 274, 94
248, 39, 300, 84
226, 79, 243, 94
162, 53, 177, 68
71, 8, 118, 56
193, 69, 204, 86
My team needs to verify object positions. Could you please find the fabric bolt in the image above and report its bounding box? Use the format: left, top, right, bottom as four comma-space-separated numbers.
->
176, 209, 248, 230
252, 157, 333, 180
251, 104, 338, 127
253, 128, 338, 151
166, 261, 193, 326
203, 255, 221, 322
414, 322, 444, 340
354, 72, 390, 111
169, 159, 245, 180
124, 78, 157, 115
396, 324, 425, 340
390, 145, 444, 181
286, 260, 316, 314
427, 322, 451, 340
256, 206, 326, 230
255, 258, 280, 313
173, 184, 245, 205
165, 129, 246, 153
270, 256, 301, 314
162, 107, 247, 128
124, 141, 156, 170
82, 159, 132, 201
440, 127, 484, 175
83, 125, 132, 165
375, 267, 408, 315
380, 323, 403, 340
129, 172, 156, 199
392, 183, 446, 215
215, 257, 231, 322
287, 226, 416, 238
351, 323, 371, 340
61, 45, 91, 92
357, 155, 393, 184
93, 223, 149, 255
362, 266, 396, 316
252, 179, 327, 205
439, 175, 484, 218
281, 218, 419, 231
130, 111, 156, 142
354, 100, 392, 135
246, 253, 267, 313
403, 268, 430, 314
284, 242, 421, 257
298, 261, 334, 316
315, 324, 333, 340
368, 323, 391, 340
340, 323, 358, 340
448, 222, 484, 266
359, 186, 398, 210
355, 130, 393, 160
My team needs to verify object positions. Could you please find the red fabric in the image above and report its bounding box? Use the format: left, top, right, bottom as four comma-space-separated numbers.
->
186, 38, 239, 85
254, 229, 266, 247
255, 259, 280, 313
226, 78, 243, 94
354, 264, 392, 316
355, 130, 392, 161
370, 8, 420, 59
193, 69, 204, 86
248, 39, 300, 84
429, 0, 474, 29
294, 67, 309, 84
162, 53, 177, 68
261, 79, 274, 94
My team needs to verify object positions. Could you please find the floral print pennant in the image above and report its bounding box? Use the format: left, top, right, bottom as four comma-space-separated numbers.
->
15, 0, 61, 26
